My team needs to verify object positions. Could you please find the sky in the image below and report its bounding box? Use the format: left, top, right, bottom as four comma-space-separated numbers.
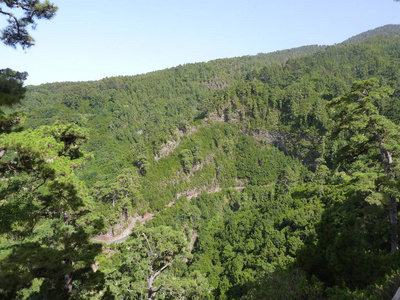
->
0, 0, 399, 86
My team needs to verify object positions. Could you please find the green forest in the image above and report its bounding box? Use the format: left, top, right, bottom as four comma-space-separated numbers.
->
3, 3, 400, 298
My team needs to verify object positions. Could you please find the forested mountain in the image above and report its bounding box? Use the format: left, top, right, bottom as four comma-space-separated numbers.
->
19, 43, 324, 184
340, 24, 400, 45
3, 25, 400, 299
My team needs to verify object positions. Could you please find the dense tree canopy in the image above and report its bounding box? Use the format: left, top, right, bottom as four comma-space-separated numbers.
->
0, 68, 27, 133
0, 2, 107, 297
3, 24, 400, 299
330, 78, 400, 253
0, 124, 105, 298
105, 225, 210, 299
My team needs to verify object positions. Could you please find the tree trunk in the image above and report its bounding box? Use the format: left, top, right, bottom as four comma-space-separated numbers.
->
147, 277, 154, 300
390, 194, 399, 253
65, 273, 73, 295
374, 126, 399, 253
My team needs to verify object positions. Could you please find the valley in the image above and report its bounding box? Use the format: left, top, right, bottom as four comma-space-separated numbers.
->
2, 24, 400, 299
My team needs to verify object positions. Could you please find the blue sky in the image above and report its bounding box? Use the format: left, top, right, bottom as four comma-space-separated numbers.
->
1, 0, 399, 85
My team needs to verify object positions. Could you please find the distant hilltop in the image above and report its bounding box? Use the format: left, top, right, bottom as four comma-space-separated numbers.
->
340, 24, 400, 45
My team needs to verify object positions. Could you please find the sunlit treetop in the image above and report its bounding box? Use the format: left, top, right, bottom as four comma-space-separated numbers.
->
0, 0, 57, 49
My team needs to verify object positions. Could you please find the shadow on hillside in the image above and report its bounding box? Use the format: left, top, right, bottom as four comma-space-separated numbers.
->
293, 189, 400, 299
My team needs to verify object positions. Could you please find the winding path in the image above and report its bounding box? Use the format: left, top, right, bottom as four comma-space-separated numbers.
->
92, 181, 247, 244
91, 213, 154, 244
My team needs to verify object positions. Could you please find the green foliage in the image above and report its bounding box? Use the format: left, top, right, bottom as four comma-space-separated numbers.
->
104, 225, 210, 299
0, 123, 104, 298
297, 181, 391, 288
243, 268, 325, 300
235, 135, 288, 185
0, 0, 58, 49
296, 79, 400, 295
147, 166, 323, 299
340, 24, 400, 46
90, 168, 143, 230
0, 68, 27, 133
330, 78, 400, 253
180, 149, 194, 174
16, 43, 327, 184
5, 28, 400, 299
0, 68, 27, 106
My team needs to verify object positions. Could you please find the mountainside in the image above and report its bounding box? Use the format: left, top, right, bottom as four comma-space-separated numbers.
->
20, 44, 325, 183
4, 25, 400, 299
340, 24, 400, 45
19, 28, 400, 187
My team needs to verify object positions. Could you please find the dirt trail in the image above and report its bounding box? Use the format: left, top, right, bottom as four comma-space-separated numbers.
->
93, 180, 247, 244
91, 213, 154, 244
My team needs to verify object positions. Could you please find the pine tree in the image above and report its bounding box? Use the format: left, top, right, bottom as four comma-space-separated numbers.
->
331, 78, 400, 253
0, 123, 104, 298
105, 225, 210, 299
0, 68, 28, 134
0, 0, 57, 49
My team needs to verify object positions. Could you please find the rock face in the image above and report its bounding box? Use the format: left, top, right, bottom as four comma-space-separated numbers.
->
393, 287, 400, 300
155, 126, 198, 161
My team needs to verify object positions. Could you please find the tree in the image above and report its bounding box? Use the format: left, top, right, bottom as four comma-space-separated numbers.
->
0, 0, 57, 49
92, 169, 142, 231
330, 78, 400, 253
102, 170, 140, 209
0, 123, 105, 298
0, 68, 27, 133
105, 225, 209, 299
0, 0, 57, 131
180, 149, 194, 174
0, 1, 107, 298
136, 155, 150, 175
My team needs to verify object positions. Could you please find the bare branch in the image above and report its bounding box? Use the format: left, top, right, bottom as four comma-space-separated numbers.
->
152, 262, 171, 281
0, 9, 20, 37
142, 232, 153, 258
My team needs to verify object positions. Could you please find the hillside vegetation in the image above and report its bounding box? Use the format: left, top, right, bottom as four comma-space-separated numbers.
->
3, 24, 400, 299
